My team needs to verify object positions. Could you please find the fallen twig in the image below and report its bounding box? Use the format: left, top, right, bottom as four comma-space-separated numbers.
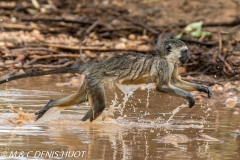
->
85, 19, 101, 36
14, 53, 29, 63
217, 31, 222, 56
2, 23, 35, 30
180, 38, 217, 46
123, 16, 159, 35
174, 18, 240, 28
22, 17, 93, 25
10, 47, 59, 53
29, 54, 80, 59
15, 61, 75, 69
44, 43, 150, 52
217, 54, 234, 74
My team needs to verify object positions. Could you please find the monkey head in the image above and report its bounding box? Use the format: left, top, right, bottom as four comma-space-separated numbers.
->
162, 39, 190, 64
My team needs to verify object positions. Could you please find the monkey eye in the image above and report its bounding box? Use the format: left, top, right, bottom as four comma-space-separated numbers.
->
182, 50, 188, 54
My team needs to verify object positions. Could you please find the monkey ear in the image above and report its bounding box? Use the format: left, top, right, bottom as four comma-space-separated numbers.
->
164, 44, 172, 55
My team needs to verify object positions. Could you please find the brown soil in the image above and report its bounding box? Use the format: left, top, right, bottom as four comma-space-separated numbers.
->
0, 0, 240, 82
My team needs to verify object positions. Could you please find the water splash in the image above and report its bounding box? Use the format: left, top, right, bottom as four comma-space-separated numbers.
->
37, 107, 67, 123
115, 83, 155, 115
146, 88, 150, 108
141, 83, 154, 108
2, 105, 35, 125
115, 83, 139, 115
167, 104, 188, 123
102, 102, 115, 121
0, 105, 205, 131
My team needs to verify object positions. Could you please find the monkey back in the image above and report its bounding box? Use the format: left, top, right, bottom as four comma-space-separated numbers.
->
84, 53, 169, 85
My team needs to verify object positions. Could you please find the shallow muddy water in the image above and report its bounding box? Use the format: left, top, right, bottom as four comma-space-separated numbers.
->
0, 75, 239, 160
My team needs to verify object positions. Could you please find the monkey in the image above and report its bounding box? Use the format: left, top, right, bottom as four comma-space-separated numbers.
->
0, 39, 212, 122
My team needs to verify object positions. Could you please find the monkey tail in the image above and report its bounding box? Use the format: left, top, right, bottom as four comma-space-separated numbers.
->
0, 67, 82, 84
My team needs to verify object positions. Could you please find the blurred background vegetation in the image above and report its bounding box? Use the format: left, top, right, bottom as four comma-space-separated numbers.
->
0, 0, 240, 81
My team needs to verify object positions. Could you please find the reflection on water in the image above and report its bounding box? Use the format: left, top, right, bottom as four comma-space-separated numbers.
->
0, 75, 240, 159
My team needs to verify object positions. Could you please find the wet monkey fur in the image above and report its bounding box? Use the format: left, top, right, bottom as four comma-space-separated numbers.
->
0, 39, 212, 122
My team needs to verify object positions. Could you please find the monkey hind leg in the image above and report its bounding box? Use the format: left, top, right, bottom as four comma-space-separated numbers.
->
35, 84, 88, 120
81, 85, 106, 122
35, 99, 55, 120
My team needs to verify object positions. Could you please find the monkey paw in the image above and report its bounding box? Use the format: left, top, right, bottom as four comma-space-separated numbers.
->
199, 85, 212, 99
187, 95, 195, 108
35, 99, 54, 120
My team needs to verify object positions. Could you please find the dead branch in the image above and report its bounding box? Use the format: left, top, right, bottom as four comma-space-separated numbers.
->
180, 38, 217, 46
174, 18, 240, 28
122, 16, 159, 35
22, 17, 93, 25
15, 61, 75, 69
44, 43, 150, 52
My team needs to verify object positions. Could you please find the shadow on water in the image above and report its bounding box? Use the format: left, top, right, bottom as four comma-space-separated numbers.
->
0, 75, 240, 159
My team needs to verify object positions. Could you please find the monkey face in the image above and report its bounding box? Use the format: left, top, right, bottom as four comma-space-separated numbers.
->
164, 40, 189, 64
179, 49, 190, 64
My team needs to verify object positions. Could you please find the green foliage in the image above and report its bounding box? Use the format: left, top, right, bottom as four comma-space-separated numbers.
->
176, 21, 211, 39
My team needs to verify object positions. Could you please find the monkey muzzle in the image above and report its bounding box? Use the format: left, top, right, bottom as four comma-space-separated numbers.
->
179, 52, 190, 64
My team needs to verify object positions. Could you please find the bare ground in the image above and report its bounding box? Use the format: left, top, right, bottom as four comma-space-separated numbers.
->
0, 0, 240, 82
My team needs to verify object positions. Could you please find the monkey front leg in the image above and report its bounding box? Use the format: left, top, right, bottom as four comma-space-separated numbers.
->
171, 78, 212, 98
156, 84, 195, 108
171, 65, 212, 98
